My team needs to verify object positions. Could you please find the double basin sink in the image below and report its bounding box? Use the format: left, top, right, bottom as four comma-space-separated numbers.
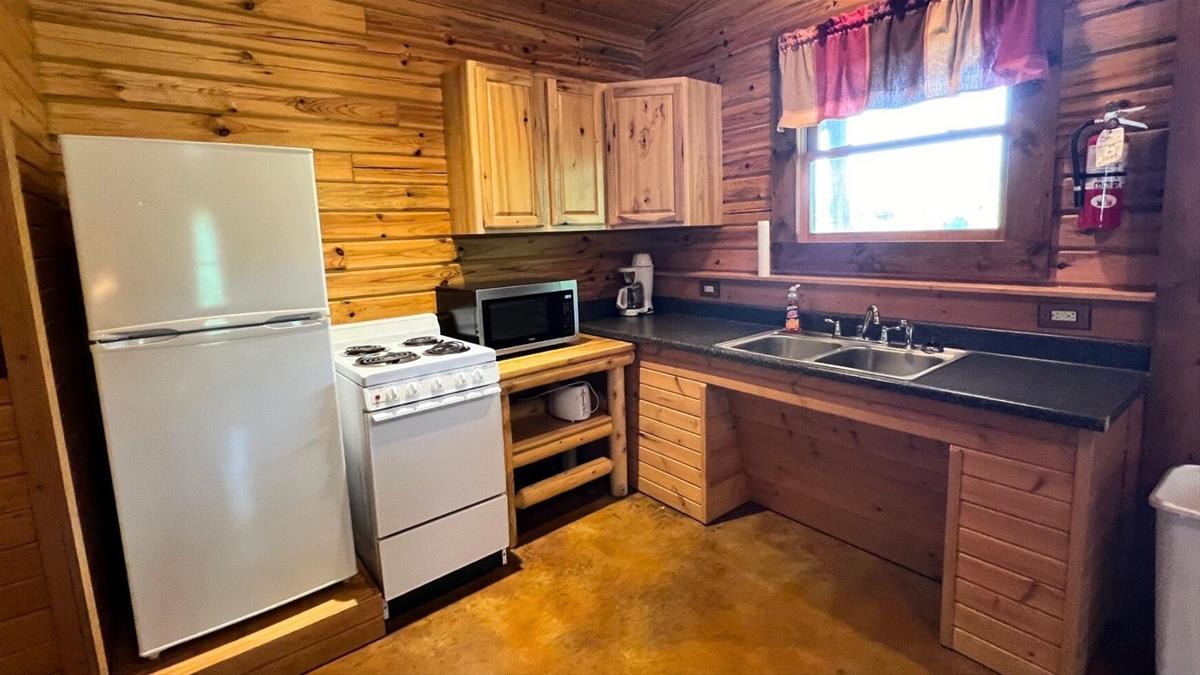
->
715, 330, 967, 381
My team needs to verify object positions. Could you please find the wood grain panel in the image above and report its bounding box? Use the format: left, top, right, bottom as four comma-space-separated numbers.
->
642, 0, 1173, 333
730, 392, 948, 579
32, 0, 659, 322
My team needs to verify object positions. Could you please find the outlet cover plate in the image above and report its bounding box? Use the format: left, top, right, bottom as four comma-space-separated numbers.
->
699, 280, 721, 298
1038, 302, 1091, 330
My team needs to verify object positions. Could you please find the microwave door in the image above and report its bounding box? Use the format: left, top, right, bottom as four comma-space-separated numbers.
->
481, 290, 578, 355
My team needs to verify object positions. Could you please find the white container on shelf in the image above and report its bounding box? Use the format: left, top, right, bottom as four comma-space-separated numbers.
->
1149, 464, 1200, 675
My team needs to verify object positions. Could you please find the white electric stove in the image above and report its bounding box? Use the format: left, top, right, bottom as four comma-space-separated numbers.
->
332, 314, 508, 604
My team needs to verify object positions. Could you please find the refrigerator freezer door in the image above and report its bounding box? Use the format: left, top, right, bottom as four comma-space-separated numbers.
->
90, 318, 356, 656
60, 136, 329, 339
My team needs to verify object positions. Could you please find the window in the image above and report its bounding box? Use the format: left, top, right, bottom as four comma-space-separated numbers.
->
802, 86, 1012, 242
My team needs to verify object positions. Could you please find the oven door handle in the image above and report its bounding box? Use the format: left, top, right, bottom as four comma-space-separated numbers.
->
368, 385, 502, 423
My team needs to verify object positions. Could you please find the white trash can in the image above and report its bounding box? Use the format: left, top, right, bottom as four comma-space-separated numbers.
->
1150, 464, 1200, 675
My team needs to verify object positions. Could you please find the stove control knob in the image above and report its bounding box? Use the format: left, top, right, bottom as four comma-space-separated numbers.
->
406, 383, 420, 398
471, 368, 485, 384
454, 373, 468, 387
386, 387, 399, 402
431, 377, 444, 392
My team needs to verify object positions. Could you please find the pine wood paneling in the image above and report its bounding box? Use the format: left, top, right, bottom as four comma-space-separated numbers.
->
730, 392, 950, 579
31, 0, 658, 321
641, 0, 1175, 335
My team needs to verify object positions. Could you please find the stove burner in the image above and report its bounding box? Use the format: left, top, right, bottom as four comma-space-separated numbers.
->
344, 345, 386, 356
424, 341, 469, 356
402, 336, 443, 347
355, 351, 419, 366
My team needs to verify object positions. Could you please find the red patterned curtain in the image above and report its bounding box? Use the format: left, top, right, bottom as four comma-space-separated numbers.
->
777, 0, 1048, 129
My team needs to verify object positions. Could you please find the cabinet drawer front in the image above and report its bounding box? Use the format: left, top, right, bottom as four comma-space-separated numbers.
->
640, 415, 702, 452
639, 475, 704, 521
639, 367, 704, 399
639, 431, 702, 469
639, 382, 702, 416
960, 475, 1071, 532
957, 529, 1067, 590
640, 446, 703, 487
640, 399, 702, 434
639, 462, 702, 503
378, 495, 508, 600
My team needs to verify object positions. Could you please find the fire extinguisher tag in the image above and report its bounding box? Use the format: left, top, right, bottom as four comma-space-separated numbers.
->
1094, 127, 1126, 168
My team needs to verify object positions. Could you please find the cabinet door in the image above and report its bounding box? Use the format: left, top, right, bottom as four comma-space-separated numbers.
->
548, 79, 605, 226
474, 66, 549, 229
604, 81, 685, 225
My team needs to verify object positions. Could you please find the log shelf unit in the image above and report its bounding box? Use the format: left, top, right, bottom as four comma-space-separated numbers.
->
497, 335, 635, 545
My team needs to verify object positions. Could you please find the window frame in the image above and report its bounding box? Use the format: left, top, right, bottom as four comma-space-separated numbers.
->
768, 0, 1063, 283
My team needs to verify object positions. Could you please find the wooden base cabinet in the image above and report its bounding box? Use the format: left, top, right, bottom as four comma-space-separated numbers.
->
629, 345, 1143, 675
604, 78, 722, 227
636, 362, 748, 523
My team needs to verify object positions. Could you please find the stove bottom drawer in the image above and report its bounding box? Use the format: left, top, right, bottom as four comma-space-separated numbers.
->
377, 494, 508, 601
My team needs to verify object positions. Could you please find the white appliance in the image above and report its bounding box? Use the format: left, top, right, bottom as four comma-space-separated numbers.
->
59, 136, 356, 658
331, 314, 508, 603
616, 253, 654, 316
548, 382, 598, 422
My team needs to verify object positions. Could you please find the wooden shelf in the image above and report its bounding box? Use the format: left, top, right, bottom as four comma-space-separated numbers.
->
655, 270, 1157, 303
511, 413, 614, 469
513, 457, 614, 509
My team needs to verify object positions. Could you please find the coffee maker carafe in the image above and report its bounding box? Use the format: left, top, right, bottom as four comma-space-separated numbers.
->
616, 253, 654, 317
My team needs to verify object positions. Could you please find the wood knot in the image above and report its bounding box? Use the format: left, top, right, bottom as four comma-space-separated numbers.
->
216, 126, 231, 137
334, 246, 345, 256
242, 0, 255, 9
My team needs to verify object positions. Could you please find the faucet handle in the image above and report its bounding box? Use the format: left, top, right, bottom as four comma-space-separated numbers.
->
823, 318, 841, 337
899, 320, 914, 349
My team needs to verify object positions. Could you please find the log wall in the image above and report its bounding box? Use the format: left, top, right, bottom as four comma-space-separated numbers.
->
641, 0, 1175, 342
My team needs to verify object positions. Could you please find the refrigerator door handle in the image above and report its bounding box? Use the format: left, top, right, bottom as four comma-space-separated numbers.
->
95, 328, 182, 344
266, 311, 327, 325
93, 317, 330, 351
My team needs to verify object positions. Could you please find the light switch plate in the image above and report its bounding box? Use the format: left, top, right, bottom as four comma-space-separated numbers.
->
1038, 302, 1091, 330
699, 280, 721, 298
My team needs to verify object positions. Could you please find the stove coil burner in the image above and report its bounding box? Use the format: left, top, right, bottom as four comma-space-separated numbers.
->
344, 345, 386, 356
424, 341, 469, 356
355, 351, 419, 366
402, 336, 443, 347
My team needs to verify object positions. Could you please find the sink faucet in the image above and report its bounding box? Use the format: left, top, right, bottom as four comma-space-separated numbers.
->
856, 305, 880, 340
879, 319, 915, 348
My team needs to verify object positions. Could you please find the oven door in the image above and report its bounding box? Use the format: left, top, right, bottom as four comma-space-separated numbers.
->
480, 287, 578, 355
366, 385, 506, 537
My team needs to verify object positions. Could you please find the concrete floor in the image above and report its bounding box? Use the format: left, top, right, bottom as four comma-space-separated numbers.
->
319, 494, 994, 675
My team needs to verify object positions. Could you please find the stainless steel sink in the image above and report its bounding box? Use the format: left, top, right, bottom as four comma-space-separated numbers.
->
715, 329, 967, 381
812, 347, 958, 380
720, 333, 842, 360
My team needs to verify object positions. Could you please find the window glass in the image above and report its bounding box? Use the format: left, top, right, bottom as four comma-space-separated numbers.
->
809, 86, 1010, 235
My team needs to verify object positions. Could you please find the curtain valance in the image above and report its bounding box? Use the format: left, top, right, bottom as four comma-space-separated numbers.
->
777, 0, 1048, 129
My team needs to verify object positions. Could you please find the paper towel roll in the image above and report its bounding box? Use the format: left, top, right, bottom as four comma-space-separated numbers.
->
757, 220, 771, 277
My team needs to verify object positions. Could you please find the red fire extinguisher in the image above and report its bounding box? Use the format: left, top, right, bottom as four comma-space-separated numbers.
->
1070, 101, 1147, 232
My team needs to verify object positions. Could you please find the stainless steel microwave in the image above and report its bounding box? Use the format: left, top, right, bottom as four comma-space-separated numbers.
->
436, 280, 579, 356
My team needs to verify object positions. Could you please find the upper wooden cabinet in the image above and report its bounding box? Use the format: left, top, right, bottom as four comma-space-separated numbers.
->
604, 78, 722, 227
444, 61, 550, 232
548, 79, 606, 227
443, 62, 721, 233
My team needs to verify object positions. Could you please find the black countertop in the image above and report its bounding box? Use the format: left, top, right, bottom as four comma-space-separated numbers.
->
582, 313, 1148, 431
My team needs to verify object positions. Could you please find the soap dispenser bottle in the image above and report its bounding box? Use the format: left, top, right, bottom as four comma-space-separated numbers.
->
785, 284, 801, 333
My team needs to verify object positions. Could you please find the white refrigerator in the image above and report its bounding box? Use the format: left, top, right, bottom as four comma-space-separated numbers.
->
60, 136, 357, 657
